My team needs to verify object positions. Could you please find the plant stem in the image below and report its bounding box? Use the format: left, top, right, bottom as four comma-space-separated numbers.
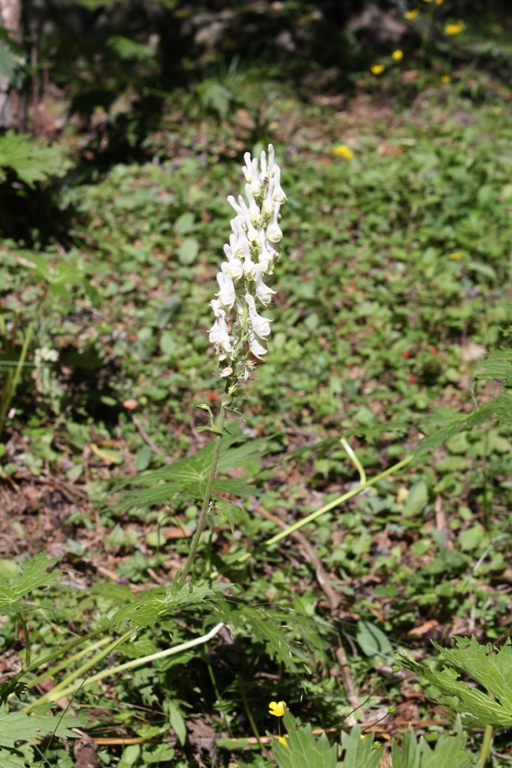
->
479, 724, 493, 766
177, 387, 229, 587
38, 622, 225, 705
26, 635, 112, 689
16, 626, 108, 681
18, 614, 31, 670
238, 456, 413, 562
24, 629, 132, 712
237, 674, 264, 753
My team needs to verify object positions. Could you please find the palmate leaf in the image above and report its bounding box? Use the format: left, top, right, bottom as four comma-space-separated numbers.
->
475, 347, 512, 386
418, 729, 476, 768
0, 746, 33, 768
272, 708, 339, 768
217, 602, 329, 675
0, 132, 71, 187
433, 636, 512, 712
0, 707, 81, 748
0, 553, 60, 615
413, 402, 496, 460
109, 580, 231, 633
111, 429, 269, 513
414, 346, 512, 459
391, 726, 476, 768
398, 637, 512, 727
338, 726, 382, 768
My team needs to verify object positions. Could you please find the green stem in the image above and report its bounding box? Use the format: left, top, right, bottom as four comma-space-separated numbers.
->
340, 438, 366, 484
0, 319, 35, 435
177, 387, 229, 587
237, 674, 264, 752
38, 622, 225, 705
24, 630, 132, 712
18, 614, 31, 670
16, 626, 108, 681
479, 724, 493, 766
26, 635, 111, 689
238, 456, 413, 562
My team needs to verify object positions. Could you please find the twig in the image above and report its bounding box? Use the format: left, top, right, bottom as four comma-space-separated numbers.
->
131, 415, 171, 463
257, 505, 361, 725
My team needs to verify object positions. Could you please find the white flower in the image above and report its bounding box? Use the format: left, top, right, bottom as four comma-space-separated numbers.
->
248, 331, 267, 359
217, 266, 236, 309
254, 265, 275, 305
262, 178, 275, 218
223, 243, 244, 281
209, 300, 233, 358
231, 219, 250, 261
227, 194, 248, 219
272, 166, 287, 204
257, 232, 274, 274
209, 144, 286, 373
246, 294, 272, 338
245, 184, 263, 227
266, 203, 283, 243
243, 255, 258, 280
242, 152, 253, 183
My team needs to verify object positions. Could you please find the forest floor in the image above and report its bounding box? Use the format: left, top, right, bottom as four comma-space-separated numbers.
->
2, 64, 512, 767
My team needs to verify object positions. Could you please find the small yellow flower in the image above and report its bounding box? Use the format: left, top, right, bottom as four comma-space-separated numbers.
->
404, 9, 419, 18
392, 49, 404, 62
333, 144, 354, 160
276, 735, 289, 747
441, 75, 451, 83
371, 64, 385, 76
444, 21, 464, 35
269, 701, 286, 717
449, 252, 463, 260
435, 0, 444, 4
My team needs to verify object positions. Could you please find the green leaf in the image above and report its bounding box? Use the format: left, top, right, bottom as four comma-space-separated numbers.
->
111, 430, 269, 513
338, 726, 381, 768
0, 746, 33, 768
272, 708, 338, 768
218, 602, 329, 675
107, 36, 156, 62
174, 212, 195, 235
177, 238, 199, 265
419, 727, 476, 768
398, 637, 512, 727
0, 41, 17, 80
391, 728, 421, 768
403, 481, 429, 517
0, 553, 60, 615
391, 726, 476, 768
356, 620, 393, 660
109, 581, 231, 632
0, 708, 80, 748
0, 132, 71, 187
167, 700, 187, 745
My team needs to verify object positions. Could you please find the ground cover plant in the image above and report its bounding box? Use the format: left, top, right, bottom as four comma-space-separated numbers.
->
2, 5, 512, 767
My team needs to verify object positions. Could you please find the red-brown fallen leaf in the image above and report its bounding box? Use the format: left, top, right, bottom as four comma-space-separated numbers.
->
164, 526, 193, 539
408, 619, 440, 637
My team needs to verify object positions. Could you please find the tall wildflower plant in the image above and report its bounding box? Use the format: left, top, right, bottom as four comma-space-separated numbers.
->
178, 145, 286, 585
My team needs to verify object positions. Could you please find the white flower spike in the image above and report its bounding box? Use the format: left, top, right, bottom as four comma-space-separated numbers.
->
209, 144, 286, 379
